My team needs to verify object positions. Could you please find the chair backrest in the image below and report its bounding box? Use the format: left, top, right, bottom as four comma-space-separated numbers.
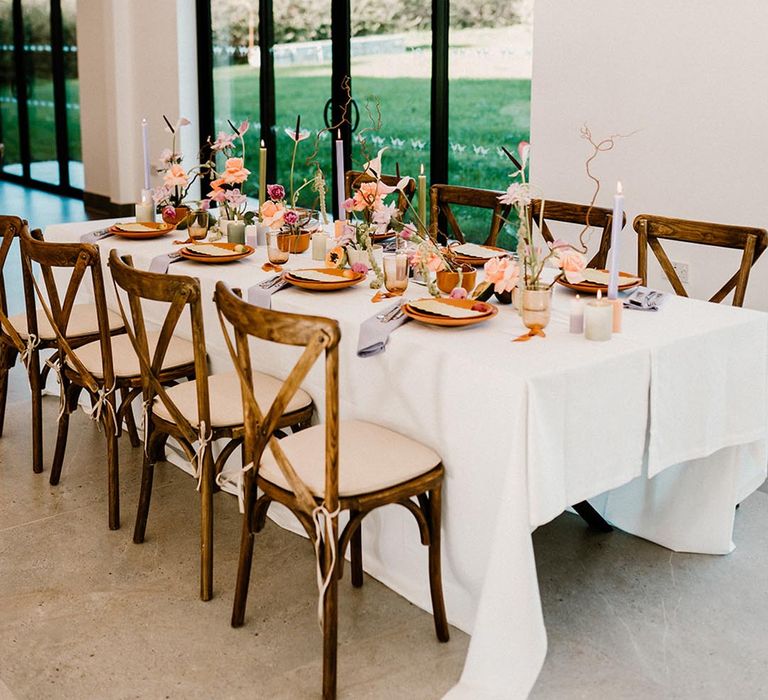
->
20, 226, 115, 389
108, 250, 208, 446
633, 214, 768, 307
213, 281, 339, 518
429, 184, 511, 247
344, 170, 416, 216
0, 216, 37, 347
529, 199, 625, 269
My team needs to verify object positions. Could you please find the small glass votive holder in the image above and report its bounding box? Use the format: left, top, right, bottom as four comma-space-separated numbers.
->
187, 210, 209, 241
383, 252, 409, 294
267, 230, 290, 265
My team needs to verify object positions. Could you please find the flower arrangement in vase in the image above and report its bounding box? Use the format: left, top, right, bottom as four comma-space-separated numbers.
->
204, 119, 257, 233
152, 116, 207, 226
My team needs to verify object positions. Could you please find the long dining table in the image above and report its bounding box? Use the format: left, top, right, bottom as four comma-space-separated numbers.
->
44, 219, 768, 699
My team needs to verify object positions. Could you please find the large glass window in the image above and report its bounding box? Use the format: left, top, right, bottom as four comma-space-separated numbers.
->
0, 0, 21, 176
448, 0, 532, 247
350, 2, 431, 187
61, 0, 81, 188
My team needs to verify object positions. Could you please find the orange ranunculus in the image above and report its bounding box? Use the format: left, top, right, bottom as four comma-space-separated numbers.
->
260, 200, 285, 229
222, 157, 251, 185
163, 163, 188, 188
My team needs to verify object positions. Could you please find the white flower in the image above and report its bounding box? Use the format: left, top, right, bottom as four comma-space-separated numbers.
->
498, 182, 532, 207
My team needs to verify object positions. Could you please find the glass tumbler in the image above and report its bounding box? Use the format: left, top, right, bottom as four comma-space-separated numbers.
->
383, 252, 409, 294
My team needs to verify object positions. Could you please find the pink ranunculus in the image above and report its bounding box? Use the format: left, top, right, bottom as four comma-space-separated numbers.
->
225, 189, 247, 208
498, 182, 531, 207
267, 183, 285, 201
351, 262, 369, 275
162, 205, 176, 220
207, 188, 227, 203
450, 287, 468, 299
283, 210, 299, 225
342, 198, 355, 212
554, 247, 587, 283
163, 163, 189, 188
484, 256, 520, 294
222, 157, 251, 185
400, 223, 417, 241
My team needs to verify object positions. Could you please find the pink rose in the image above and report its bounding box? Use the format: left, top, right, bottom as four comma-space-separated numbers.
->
484, 256, 519, 294
222, 157, 251, 185
267, 183, 285, 201
162, 205, 176, 219
449, 287, 468, 299
283, 210, 299, 225
163, 164, 188, 188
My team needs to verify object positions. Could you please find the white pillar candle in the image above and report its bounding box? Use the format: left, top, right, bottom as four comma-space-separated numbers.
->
584, 291, 613, 341
607, 181, 624, 299
135, 201, 154, 223
312, 231, 328, 261
141, 118, 151, 192
569, 294, 584, 333
259, 139, 267, 217
335, 130, 346, 221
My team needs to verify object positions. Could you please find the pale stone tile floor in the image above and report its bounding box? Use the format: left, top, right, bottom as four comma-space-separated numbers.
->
2, 182, 767, 697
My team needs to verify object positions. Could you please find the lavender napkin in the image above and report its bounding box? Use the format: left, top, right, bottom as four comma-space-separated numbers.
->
357, 301, 409, 358
247, 276, 291, 309
148, 252, 183, 274
80, 228, 114, 243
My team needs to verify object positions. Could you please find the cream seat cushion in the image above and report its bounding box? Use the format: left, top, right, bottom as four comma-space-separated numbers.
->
8, 304, 124, 340
66, 330, 195, 378
152, 371, 312, 428
259, 420, 441, 497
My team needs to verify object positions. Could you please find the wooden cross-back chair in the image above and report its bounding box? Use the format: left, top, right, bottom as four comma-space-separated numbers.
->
344, 170, 416, 215
429, 184, 511, 246
214, 282, 449, 699
529, 199, 625, 269
108, 251, 314, 601
20, 227, 193, 530
634, 214, 768, 307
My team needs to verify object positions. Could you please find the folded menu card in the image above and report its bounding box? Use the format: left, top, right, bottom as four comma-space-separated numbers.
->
184, 244, 236, 257
451, 243, 505, 259
114, 223, 162, 232
408, 299, 487, 319
288, 270, 346, 283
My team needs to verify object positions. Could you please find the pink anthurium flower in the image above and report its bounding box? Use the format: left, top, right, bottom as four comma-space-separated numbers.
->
518, 141, 530, 168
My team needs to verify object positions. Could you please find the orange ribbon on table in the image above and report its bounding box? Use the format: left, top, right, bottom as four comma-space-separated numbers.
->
262, 262, 283, 273
371, 290, 402, 303
513, 326, 547, 342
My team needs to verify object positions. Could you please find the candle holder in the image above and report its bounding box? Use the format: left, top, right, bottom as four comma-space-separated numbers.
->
521, 287, 552, 332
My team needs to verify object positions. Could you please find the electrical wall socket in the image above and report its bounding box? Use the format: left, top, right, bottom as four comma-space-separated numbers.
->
672, 261, 689, 284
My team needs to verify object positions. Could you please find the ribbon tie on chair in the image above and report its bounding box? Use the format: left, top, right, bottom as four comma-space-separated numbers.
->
193, 420, 213, 491
215, 460, 254, 514
19, 333, 40, 369
312, 503, 341, 630
44, 355, 66, 421
87, 382, 119, 435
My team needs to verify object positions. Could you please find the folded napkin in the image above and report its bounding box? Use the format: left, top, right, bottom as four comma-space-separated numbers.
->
451, 243, 505, 259
288, 269, 345, 283
623, 286, 666, 311
80, 228, 114, 243
357, 302, 409, 358
408, 298, 486, 319
565, 268, 642, 285
113, 223, 160, 233
184, 243, 235, 257
247, 276, 291, 309
148, 252, 183, 274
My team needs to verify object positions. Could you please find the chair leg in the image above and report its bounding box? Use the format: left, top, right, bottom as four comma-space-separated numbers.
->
200, 452, 214, 602
231, 515, 256, 627
49, 380, 76, 485
572, 500, 613, 533
121, 387, 141, 448
28, 349, 44, 474
350, 510, 364, 588
133, 450, 155, 544
322, 542, 339, 700
427, 486, 450, 643
105, 411, 120, 530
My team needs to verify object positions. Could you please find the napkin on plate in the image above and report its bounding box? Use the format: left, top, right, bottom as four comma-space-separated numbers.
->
407, 298, 486, 319
184, 244, 236, 257
80, 228, 114, 243
288, 269, 345, 283
451, 243, 505, 259
148, 252, 183, 274
247, 276, 291, 309
357, 302, 409, 358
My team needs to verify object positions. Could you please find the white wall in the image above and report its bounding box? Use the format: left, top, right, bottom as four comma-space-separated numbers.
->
77, 0, 199, 207
530, 1, 768, 310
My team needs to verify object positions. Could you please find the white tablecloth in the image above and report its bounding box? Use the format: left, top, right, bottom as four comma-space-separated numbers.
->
44, 220, 768, 699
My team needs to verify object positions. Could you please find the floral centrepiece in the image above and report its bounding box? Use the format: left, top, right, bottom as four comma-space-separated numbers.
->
152, 116, 201, 222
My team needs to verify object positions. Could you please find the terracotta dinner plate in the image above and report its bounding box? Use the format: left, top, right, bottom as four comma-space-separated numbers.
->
284, 267, 366, 291
403, 298, 498, 327
179, 242, 255, 263
556, 270, 641, 294
108, 222, 175, 239
444, 244, 508, 267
